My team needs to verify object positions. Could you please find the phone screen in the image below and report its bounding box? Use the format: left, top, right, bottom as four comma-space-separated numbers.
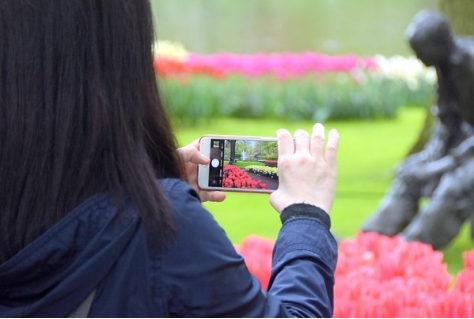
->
202, 137, 279, 192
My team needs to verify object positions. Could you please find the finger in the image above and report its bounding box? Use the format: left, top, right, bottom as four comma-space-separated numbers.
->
324, 128, 339, 167
294, 129, 310, 153
177, 143, 194, 162
310, 123, 325, 156
201, 191, 226, 203
188, 139, 200, 148
276, 129, 294, 157
190, 139, 211, 163
187, 146, 209, 165
193, 151, 210, 165
179, 143, 209, 165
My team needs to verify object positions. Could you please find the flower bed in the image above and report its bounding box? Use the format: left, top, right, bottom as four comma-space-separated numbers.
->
222, 164, 267, 189
184, 52, 378, 80
244, 165, 278, 179
236, 232, 474, 317
261, 159, 278, 167
154, 41, 435, 123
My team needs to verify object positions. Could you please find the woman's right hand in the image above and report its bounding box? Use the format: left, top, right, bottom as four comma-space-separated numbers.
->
178, 140, 226, 203
270, 123, 339, 214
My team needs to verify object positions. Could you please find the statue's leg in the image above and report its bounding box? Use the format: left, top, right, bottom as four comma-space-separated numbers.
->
361, 178, 420, 236
400, 169, 469, 249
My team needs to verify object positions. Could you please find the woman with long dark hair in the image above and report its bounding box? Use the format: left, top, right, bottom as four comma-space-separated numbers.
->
0, 0, 339, 317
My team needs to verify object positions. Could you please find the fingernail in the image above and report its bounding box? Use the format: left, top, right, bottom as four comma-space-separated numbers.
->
276, 129, 290, 137
294, 129, 309, 136
313, 123, 325, 137
328, 128, 339, 139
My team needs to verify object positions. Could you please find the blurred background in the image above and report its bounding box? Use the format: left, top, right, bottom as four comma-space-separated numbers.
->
148, 1, 474, 315
150, 0, 474, 280
151, 0, 438, 56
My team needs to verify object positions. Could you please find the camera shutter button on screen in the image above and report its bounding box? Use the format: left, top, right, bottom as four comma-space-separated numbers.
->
211, 158, 220, 168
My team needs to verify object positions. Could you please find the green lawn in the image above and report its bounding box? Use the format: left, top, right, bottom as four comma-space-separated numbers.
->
174, 107, 473, 274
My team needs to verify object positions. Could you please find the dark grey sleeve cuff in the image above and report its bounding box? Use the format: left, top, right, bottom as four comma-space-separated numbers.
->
280, 203, 331, 229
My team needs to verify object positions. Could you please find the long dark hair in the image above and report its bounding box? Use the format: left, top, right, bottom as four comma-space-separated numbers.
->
0, 0, 184, 262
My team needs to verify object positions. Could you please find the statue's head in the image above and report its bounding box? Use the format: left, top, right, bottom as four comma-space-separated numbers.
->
406, 9, 454, 66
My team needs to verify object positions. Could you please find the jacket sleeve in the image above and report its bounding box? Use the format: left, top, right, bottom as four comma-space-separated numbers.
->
160, 180, 338, 317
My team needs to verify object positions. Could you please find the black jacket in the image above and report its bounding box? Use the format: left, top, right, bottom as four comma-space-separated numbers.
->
0, 178, 337, 317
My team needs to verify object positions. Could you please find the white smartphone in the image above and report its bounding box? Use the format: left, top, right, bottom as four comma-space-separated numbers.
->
198, 135, 279, 193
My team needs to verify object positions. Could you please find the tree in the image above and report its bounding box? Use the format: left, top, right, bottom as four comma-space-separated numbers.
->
440, 0, 474, 35
406, 0, 474, 156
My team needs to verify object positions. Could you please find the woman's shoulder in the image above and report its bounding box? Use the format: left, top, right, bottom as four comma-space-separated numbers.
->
158, 177, 192, 190
156, 178, 227, 244
158, 178, 197, 196
157, 178, 202, 209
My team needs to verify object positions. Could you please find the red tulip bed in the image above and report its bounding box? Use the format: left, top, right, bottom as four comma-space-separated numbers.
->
236, 232, 474, 317
222, 164, 267, 190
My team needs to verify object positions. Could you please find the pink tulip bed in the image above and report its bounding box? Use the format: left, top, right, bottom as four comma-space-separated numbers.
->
169, 52, 378, 80
155, 52, 434, 123
236, 232, 474, 317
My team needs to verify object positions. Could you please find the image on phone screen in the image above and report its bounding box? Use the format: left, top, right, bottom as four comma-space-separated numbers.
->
205, 138, 279, 192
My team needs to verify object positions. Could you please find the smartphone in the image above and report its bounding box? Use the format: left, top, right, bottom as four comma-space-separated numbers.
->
198, 135, 279, 193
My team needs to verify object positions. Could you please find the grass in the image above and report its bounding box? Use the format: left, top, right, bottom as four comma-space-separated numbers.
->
174, 107, 472, 274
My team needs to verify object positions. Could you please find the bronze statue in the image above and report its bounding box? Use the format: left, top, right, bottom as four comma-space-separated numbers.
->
362, 9, 474, 249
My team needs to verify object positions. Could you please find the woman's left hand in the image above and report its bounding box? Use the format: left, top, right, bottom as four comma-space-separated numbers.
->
178, 140, 226, 203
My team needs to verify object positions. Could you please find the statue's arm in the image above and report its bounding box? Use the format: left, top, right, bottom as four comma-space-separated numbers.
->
418, 134, 474, 178
450, 134, 474, 161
